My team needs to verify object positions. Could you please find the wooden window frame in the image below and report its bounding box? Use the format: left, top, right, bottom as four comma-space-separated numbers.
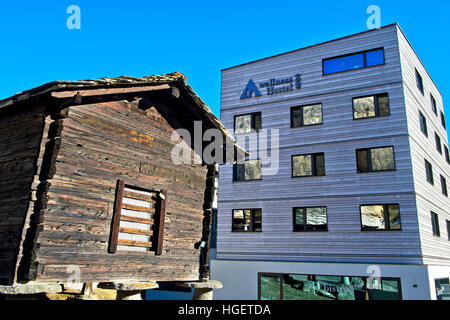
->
108, 179, 167, 255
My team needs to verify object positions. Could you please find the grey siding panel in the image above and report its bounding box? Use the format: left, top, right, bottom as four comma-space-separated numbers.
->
218, 25, 424, 265
397, 28, 450, 266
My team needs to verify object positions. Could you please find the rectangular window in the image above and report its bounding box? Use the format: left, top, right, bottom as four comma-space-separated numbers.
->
291, 104, 323, 127
234, 112, 261, 134
360, 204, 401, 231
416, 69, 424, 95
431, 212, 440, 237
425, 159, 434, 185
435, 133, 442, 154
444, 145, 450, 164
258, 273, 402, 300
293, 207, 328, 232
108, 180, 167, 255
233, 159, 262, 181
431, 94, 437, 115
356, 146, 395, 173
292, 153, 325, 177
441, 111, 447, 130
419, 111, 428, 137
441, 175, 448, 197
232, 209, 262, 232
353, 93, 389, 119
323, 48, 385, 75
447, 220, 450, 241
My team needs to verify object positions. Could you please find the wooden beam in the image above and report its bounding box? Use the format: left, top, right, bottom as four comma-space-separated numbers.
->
155, 189, 167, 255
108, 179, 125, 254
119, 227, 153, 236
120, 215, 154, 225
117, 239, 153, 248
121, 203, 154, 213
51, 84, 171, 99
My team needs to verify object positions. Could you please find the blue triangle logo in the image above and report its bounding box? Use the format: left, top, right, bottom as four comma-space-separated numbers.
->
240, 79, 262, 99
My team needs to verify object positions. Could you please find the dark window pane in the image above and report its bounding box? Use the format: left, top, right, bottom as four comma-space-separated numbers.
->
361, 205, 386, 231
388, 205, 401, 230
323, 53, 364, 74
291, 108, 302, 128
315, 153, 326, 176
447, 220, 450, 241
441, 175, 448, 197
260, 275, 281, 300
436, 133, 442, 154
306, 207, 327, 231
294, 208, 305, 231
254, 113, 262, 131
366, 49, 385, 67
431, 212, 440, 236
445, 146, 450, 164
370, 147, 395, 171
303, 104, 322, 125
425, 160, 434, 184
293, 155, 313, 177
357, 150, 369, 173
353, 96, 375, 119
419, 112, 428, 136
235, 114, 252, 134
431, 95, 437, 114
377, 95, 390, 116
253, 209, 262, 231
441, 112, 447, 130
416, 70, 424, 94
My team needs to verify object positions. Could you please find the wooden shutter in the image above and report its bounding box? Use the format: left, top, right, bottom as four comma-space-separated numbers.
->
154, 189, 167, 255
109, 180, 163, 253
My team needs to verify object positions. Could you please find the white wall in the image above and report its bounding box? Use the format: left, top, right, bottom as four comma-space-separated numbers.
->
211, 259, 432, 300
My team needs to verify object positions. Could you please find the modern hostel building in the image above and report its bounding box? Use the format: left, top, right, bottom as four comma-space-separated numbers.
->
211, 24, 450, 300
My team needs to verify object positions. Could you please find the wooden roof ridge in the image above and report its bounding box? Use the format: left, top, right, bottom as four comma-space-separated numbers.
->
0, 72, 247, 159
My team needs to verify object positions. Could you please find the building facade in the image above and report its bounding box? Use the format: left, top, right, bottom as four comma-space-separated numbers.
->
212, 24, 450, 300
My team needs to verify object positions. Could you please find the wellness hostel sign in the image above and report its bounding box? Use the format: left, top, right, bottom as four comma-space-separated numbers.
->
240, 73, 302, 100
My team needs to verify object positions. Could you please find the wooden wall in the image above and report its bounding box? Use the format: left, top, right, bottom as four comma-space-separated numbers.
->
20, 99, 208, 283
217, 25, 425, 264
0, 105, 46, 284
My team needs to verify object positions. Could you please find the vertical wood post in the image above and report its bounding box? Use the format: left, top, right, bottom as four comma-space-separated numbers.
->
108, 179, 125, 254
155, 189, 167, 255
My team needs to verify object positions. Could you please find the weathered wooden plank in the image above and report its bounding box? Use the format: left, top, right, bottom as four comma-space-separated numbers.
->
51, 84, 171, 98
155, 189, 167, 255
123, 190, 155, 202
119, 227, 153, 236
108, 180, 125, 254
120, 215, 154, 225
121, 203, 154, 213
117, 239, 153, 248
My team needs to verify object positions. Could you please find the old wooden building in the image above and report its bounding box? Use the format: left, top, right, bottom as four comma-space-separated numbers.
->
0, 72, 239, 297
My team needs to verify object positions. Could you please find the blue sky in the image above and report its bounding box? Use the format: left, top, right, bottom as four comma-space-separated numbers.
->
0, 0, 449, 130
